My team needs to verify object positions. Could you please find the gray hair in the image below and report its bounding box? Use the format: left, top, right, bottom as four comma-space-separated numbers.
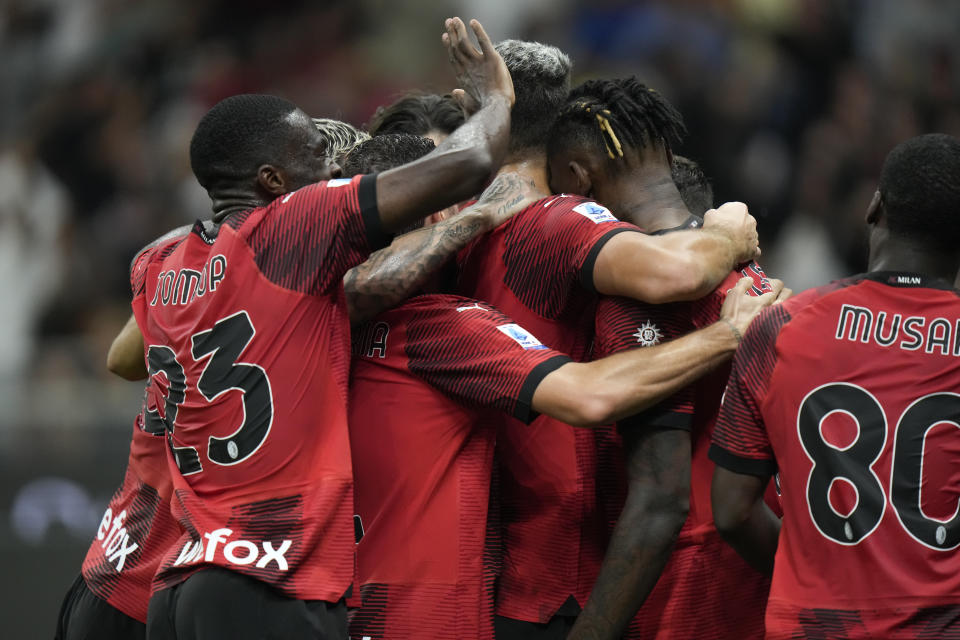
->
493, 40, 573, 153
494, 40, 571, 83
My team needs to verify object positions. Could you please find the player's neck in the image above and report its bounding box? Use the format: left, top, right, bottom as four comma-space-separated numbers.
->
498, 154, 551, 198
209, 189, 268, 222
614, 166, 690, 231
869, 235, 959, 283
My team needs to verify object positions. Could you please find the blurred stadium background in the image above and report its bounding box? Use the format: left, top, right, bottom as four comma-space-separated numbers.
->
0, 0, 957, 632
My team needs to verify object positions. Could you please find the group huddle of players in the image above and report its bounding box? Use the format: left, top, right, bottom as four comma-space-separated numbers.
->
54, 16, 960, 640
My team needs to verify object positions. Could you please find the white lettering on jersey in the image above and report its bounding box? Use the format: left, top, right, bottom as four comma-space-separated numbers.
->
172, 528, 292, 571
834, 303, 960, 356
573, 201, 617, 223
326, 178, 352, 187
150, 254, 227, 307
96, 507, 140, 572
497, 323, 548, 350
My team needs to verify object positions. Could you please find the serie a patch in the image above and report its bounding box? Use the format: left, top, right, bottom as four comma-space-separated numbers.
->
497, 323, 548, 350
573, 201, 617, 223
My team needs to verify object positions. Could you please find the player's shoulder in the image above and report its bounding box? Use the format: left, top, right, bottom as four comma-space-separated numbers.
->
533, 194, 616, 222
131, 223, 198, 272
257, 176, 363, 222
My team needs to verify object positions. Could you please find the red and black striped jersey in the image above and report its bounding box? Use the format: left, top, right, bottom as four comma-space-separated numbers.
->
456, 195, 641, 622
348, 294, 570, 640
594, 259, 773, 639
132, 175, 385, 602
712, 271, 960, 639
80, 409, 179, 622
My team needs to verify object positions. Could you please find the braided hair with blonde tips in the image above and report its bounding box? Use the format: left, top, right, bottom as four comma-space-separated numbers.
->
548, 77, 687, 171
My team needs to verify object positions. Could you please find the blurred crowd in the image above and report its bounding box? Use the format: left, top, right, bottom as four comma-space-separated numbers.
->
1, 0, 958, 434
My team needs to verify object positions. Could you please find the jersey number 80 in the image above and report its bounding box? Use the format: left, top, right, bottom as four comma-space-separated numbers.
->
798, 382, 960, 550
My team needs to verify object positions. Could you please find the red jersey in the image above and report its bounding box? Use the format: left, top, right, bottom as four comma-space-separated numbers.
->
132, 175, 385, 601
712, 271, 960, 639
80, 408, 179, 622
348, 294, 570, 640
456, 195, 641, 622
594, 261, 774, 639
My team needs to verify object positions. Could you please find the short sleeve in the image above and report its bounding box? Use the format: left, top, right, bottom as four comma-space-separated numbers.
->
401, 295, 571, 424
245, 174, 387, 295
499, 198, 641, 319
594, 295, 697, 432
709, 304, 791, 477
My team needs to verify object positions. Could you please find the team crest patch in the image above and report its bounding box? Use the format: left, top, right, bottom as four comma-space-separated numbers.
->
573, 202, 617, 223
632, 321, 663, 346
497, 323, 548, 350
326, 178, 353, 187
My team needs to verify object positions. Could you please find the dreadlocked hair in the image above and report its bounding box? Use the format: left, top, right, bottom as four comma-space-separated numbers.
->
548, 77, 686, 169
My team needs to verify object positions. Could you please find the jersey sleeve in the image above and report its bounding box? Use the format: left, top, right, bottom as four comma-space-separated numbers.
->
402, 295, 572, 424
246, 174, 388, 296
709, 304, 791, 477
500, 198, 641, 318
130, 232, 188, 299
594, 296, 696, 431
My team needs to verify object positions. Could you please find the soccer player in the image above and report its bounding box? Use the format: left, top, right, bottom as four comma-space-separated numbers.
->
54, 224, 214, 640
546, 77, 776, 640
711, 133, 960, 638
453, 41, 761, 639
367, 92, 466, 144
348, 283, 784, 640
136, 17, 517, 640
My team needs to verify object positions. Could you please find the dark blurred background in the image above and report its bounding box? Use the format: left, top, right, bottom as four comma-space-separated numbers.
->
1, 0, 958, 633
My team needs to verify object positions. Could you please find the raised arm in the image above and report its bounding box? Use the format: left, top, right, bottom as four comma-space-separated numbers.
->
592, 202, 760, 304
532, 278, 786, 427
374, 18, 514, 232
344, 172, 538, 323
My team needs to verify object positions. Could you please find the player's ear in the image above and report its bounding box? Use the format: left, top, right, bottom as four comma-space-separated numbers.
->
569, 160, 593, 198
865, 190, 882, 225
257, 164, 287, 196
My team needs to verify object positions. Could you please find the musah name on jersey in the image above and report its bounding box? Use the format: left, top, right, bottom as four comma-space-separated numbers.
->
836, 303, 960, 355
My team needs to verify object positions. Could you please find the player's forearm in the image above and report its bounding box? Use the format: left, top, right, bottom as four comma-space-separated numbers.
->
569, 430, 690, 640
712, 467, 780, 575
343, 209, 491, 323
594, 229, 738, 305
717, 498, 780, 576
374, 95, 511, 232
573, 322, 738, 427
107, 313, 148, 380
650, 228, 738, 302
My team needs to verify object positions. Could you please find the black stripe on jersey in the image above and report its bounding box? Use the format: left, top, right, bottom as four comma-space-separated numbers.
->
618, 406, 693, 433
514, 355, 574, 424
708, 443, 777, 478
579, 227, 643, 293
358, 174, 390, 251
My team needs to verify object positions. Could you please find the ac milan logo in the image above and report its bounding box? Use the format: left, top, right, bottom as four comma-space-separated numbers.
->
632, 321, 663, 347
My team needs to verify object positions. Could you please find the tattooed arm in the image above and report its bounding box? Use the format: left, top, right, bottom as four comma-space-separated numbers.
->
566, 428, 691, 640
344, 172, 539, 324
